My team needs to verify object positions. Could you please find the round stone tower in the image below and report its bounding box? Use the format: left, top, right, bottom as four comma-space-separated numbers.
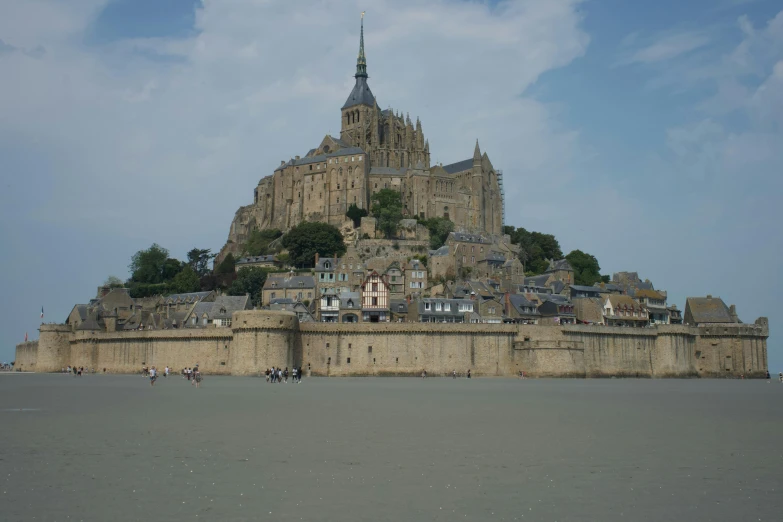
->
229, 311, 299, 376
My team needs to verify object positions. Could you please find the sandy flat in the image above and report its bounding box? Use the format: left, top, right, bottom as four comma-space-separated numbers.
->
1, 374, 781, 521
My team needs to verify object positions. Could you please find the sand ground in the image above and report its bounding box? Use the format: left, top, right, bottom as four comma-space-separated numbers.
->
1, 373, 781, 521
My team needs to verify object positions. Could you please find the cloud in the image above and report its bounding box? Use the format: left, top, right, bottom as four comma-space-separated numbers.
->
617, 31, 710, 65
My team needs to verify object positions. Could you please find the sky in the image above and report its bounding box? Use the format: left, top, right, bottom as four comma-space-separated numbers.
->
0, 0, 781, 370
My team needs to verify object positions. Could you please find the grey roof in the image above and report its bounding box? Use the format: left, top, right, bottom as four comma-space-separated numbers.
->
339, 292, 361, 309
418, 298, 474, 317
450, 232, 492, 244
237, 255, 278, 264
390, 299, 409, 314
264, 275, 316, 289
483, 251, 506, 263
274, 146, 366, 171
441, 158, 473, 174
315, 257, 341, 272
76, 317, 102, 331
542, 294, 571, 305
269, 298, 294, 305
342, 77, 376, 109
430, 245, 450, 257
550, 280, 566, 295
685, 297, 738, 324
524, 275, 550, 287
547, 259, 573, 272
164, 291, 212, 303
72, 304, 88, 322
508, 294, 540, 316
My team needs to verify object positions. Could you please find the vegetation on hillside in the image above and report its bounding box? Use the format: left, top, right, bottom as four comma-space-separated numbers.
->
281, 221, 346, 267
370, 189, 403, 239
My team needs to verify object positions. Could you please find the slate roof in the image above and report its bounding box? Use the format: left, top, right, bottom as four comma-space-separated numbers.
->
524, 274, 550, 287
547, 259, 573, 272
482, 251, 506, 263
418, 298, 474, 317
76, 317, 102, 331
550, 280, 566, 295
508, 294, 540, 316
685, 297, 738, 324
606, 294, 645, 311
430, 245, 450, 257
339, 292, 361, 310
390, 299, 409, 314
450, 232, 492, 244
163, 291, 213, 304
441, 158, 473, 174
369, 167, 407, 176
315, 257, 341, 272
342, 77, 375, 109
237, 255, 278, 265
264, 275, 316, 289
635, 288, 665, 300
274, 146, 366, 172
71, 304, 88, 322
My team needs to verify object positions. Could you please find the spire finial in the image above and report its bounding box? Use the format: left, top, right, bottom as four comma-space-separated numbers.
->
356, 12, 368, 79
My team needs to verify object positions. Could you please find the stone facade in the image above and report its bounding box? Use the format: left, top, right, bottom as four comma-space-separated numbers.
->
218, 18, 504, 262
17, 311, 769, 379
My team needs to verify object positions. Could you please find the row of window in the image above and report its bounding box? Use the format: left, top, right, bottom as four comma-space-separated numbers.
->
423, 302, 474, 312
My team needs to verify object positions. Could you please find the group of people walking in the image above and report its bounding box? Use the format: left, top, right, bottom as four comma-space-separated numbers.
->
265, 366, 303, 383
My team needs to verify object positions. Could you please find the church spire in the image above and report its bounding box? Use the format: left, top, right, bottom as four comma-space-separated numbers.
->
356, 12, 368, 79
473, 140, 482, 163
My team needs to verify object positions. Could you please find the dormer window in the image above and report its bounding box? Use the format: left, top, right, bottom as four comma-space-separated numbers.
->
299, 282, 304, 288
324, 261, 331, 269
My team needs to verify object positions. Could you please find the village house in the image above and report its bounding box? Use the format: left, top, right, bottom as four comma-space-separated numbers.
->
603, 294, 649, 327
476, 297, 504, 324
184, 295, 252, 328
339, 292, 361, 323
504, 293, 540, 324
635, 288, 669, 325
262, 272, 316, 306
683, 296, 740, 326
317, 287, 340, 322
235, 255, 281, 271
390, 298, 409, 322
267, 298, 316, 322
360, 270, 390, 322
573, 297, 605, 325
415, 297, 474, 323
537, 295, 576, 325
404, 259, 427, 296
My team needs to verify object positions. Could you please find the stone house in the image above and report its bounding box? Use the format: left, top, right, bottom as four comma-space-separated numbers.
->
635, 289, 669, 325
390, 298, 409, 322
603, 294, 649, 327
360, 270, 389, 322
184, 295, 252, 328
569, 285, 603, 300
476, 297, 503, 323
317, 287, 340, 322
683, 296, 740, 326
262, 272, 316, 306
267, 299, 316, 322
668, 306, 683, 324
404, 259, 427, 296
573, 297, 605, 325
415, 298, 474, 323
383, 261, 405, 298
339, 292, 361, 323
504, 293, 540, 324
537, 295, 576, 325
235, 255, 281, 271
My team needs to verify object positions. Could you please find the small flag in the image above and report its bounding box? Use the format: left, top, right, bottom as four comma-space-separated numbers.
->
24, 332, 28, 342
41, 306, 44, 319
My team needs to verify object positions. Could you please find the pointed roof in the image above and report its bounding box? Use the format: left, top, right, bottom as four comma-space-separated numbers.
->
473, 140, 481, 162
343, 13, 375, 109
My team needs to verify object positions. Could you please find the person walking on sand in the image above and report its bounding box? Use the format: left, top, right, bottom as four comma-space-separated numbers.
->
298, 366, 303, 383
278, 367, 283, 383
452, 369, 456, 379
292, 367, 297, 383
467, 369, 471, 379
149, 366, 157, 386
194, 368, 203, 388
284, 367, 289, 383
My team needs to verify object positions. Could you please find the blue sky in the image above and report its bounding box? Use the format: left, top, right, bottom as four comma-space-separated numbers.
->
1, 0, 781, 370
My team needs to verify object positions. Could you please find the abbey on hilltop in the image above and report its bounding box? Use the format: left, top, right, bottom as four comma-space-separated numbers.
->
221, 15, 505, 254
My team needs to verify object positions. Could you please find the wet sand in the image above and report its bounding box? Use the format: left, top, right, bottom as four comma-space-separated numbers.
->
1, 374, 781, 521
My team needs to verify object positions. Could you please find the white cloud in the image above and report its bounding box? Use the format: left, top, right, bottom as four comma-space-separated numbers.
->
617, 31, 710, 65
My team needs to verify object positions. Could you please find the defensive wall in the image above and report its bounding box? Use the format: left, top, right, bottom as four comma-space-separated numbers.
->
16, 311, 769, 378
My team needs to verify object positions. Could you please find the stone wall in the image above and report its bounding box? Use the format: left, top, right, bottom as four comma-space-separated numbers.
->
14, 341, 38, 371
18, 312, 769, 378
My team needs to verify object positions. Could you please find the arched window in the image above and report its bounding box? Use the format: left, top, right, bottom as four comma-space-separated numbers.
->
401, 153, 405, 167
357, 111, 360, 123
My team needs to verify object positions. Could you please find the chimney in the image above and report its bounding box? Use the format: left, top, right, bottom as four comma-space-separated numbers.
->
295, 155, 300, 160
729, 304, 738, 322
505, 292, 511, 316
315, 253, 320, 265
406, 295, 411, 305
706, 295, 712, 299
280, 160, 285, 166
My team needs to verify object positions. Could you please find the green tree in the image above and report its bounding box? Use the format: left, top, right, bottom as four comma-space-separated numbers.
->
171, 266, 201, 293
161, 258, 184, 281
281, 221, 346, 267
565, 250, 606, 286
370, 189, 403, 239
243, 229, 283, 256
103, 275, 124, 287
420, 217, 454, 250
187, 248, 215, 277
129, 244, 170, 284
504, 226, 563, 275
216, 253, 236, 274
346, 204, 368, 228
228, 267, 268, 307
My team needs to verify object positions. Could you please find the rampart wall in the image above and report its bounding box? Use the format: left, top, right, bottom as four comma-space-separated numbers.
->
17, 312, 769, 378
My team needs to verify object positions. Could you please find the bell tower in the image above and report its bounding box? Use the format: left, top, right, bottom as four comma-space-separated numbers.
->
341, 12, 375, 149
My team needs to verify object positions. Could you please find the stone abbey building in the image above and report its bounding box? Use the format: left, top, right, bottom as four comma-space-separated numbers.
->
223, 16, 505, 252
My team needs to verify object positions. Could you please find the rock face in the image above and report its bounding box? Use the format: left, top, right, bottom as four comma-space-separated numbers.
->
217, 20, 504, 263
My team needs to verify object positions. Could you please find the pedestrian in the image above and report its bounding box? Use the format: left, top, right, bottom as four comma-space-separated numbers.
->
467, 369, 471, 379
292, 367, 297, 383
278, 367, 282, 383
298, 366, 303, 383
149, 366, 157, 386
265, 368, 270, 382
779, 372, 782, 382
452, 369, 456, 379
194, 368, 203, 388
284, 367, 289, 383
